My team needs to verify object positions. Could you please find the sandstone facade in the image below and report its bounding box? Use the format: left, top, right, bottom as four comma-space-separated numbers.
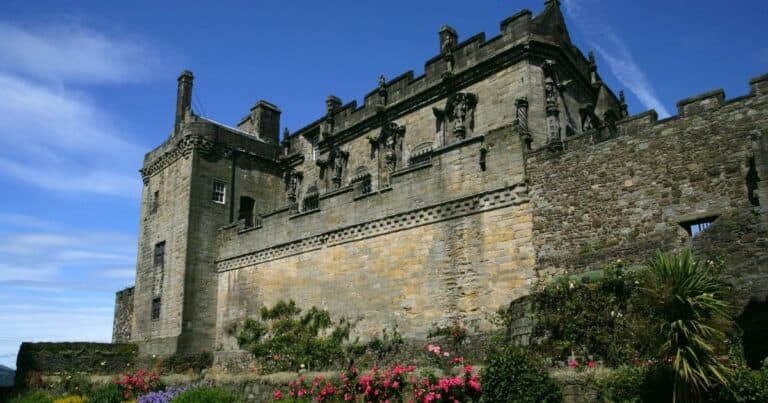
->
113, 2, 768, 357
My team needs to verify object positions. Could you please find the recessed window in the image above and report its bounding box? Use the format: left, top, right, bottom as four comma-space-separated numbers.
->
151, 190, 159, 213
212, 180, 226, 204
679, 216, 718, 238
153, 241, 165, 267
151, 297, 161, 321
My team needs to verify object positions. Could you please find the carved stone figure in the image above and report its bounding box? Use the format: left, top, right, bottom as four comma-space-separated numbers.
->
542, 61, 563, 150
377, 75, 388, 107
446, 92, 478, 139
328, 147, 349, 189
371, 122, 406, 187
284, 169, 303, 213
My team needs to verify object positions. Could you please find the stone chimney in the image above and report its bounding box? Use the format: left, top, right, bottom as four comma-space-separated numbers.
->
174, 70, 194, 135
249, 100, 281, 144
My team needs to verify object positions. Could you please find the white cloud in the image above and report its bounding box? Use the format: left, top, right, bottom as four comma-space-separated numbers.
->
0, 73, 144, 198
562, 0, 672, 118
0, 20, 160, 84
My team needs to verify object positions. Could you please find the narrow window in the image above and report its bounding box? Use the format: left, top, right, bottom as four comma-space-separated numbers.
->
361, 176, 372, 195
679, 216, 718, 238
212, 180, 226, 204
151, 190, 159, 213
153, 241, 165, 267
746, 156, 760, 207
303, 186, 319, 211
238, 196, 256, 227
151, 297, 161, 321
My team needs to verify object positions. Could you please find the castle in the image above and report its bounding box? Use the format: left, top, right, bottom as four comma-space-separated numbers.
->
113, 1, 768, 357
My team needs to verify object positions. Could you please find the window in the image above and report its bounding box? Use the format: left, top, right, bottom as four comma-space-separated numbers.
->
151, 190, 159, 213
212, 180, 226, 204
238, 196, 256, 227
679, 216, 717, 238
303, 186, 319, 211
361, 176, 372, 195
153, 241, 165, 267
151, 297, 161, 321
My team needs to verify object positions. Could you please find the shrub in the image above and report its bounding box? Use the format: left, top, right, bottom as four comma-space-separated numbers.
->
88, 383, 124, 403
640, 250, 733, 402
160, 351, 213, 374
522, 261, 655, 366
237, 300, 351, 372
481, 347, 562, 403
705, 367, 768, 403
60, 371, 93, 396
9, 391, 54, 403
52, 397, 87, 403
594, 365, 646, 403
171, 387, 234, 403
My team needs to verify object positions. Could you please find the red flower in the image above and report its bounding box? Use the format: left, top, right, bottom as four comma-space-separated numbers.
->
273, 389, 283, 400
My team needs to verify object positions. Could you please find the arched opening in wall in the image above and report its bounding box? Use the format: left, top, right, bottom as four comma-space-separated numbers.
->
746, 156, 760, 207
238, 196, 256, 227
736, 298, 768, 369
678, 216, 718, 238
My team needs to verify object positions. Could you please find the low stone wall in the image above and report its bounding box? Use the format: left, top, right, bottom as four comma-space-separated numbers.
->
15, 342, 138, 387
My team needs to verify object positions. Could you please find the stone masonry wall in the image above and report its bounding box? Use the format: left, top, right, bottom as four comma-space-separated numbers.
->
112, 287, 134, 343
526, 75, 768, 303
215, 123, 534, 348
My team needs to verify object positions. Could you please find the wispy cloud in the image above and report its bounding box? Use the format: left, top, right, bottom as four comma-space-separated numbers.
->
561, 0, 671, 118
0, 20, 160, 84
0, 18, 163, 198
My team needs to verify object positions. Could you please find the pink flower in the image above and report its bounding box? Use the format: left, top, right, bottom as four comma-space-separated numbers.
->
568, 359, 578, 368
443, 351, 450, 357
587, 361, 596, 369
273, 389, 283, 400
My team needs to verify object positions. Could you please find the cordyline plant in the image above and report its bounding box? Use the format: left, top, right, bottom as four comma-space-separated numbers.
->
640, 250, 733, 403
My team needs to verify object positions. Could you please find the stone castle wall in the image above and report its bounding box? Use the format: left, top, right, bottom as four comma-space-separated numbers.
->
112, 287, 134, 343
527, 75, 768, 301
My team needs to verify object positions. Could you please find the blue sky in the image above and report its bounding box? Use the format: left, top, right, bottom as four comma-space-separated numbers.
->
0, 0, 765, 369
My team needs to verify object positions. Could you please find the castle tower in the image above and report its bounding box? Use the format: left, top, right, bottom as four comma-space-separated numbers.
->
131, 71, 284, 355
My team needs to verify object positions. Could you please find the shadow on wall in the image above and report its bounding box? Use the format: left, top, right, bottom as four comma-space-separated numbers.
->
736, 297, 768, 369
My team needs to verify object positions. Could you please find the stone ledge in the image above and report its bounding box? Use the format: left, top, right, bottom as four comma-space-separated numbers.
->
392, 161, 432, 178
288, 208, 320, 220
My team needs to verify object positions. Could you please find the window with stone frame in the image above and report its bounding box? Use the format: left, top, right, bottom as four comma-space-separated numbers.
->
679, 216, 718, 238
153, 241, 165, 268
151, 297, 161, 321
303, 186, 319, 211
212, 180, 226, 204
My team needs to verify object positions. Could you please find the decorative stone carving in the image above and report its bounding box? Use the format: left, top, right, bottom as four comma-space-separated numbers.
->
281, 128, 290, 156
434, 92, 478, 141
377, 75, 388, 108
619, 91, 629, 118
515, 97, 532, 150
543, 60, 563, 151
284, 169, 303, 214
370, 122, 406, 188
328, 147, 349, 189
322, 95, 342, 139
439, 25, 458, 74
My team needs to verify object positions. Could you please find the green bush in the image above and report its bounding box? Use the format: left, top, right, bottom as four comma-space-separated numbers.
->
705, 367, 768, 403
481, 347, 562, 403
9, 390, 54, 403
160, 351, 213, 373
595, 366, 646, 403
237, 300, 351, 372
523, 261, 656, 366
171, 387, 235, 403
88, 383, 124, 403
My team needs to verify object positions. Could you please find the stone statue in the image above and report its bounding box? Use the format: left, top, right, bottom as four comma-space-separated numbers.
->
445, 92, 478, 139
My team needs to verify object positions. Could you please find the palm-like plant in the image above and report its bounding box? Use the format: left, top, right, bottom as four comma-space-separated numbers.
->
641, 250, 732, 403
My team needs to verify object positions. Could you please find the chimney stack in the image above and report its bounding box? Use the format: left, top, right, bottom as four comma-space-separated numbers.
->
174, 70, 194, 135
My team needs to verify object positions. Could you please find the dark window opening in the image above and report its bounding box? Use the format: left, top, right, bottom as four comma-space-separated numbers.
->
238, 196, 256, 227
360, 176, 372, 195
153, 241, 165, 267
303, 191, 319, 211
151, 190, 159, 213
746, 156, 760, 207
679, 216, 718, 238
151, 297, 161, 321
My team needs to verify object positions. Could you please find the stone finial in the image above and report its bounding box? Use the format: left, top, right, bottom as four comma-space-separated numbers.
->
439, 25, 458, 55
588, 50, 596, 66
544, 0, 561, 7
619, 91, 629, 117
377, 75, 388, 107
326, 95, 342, 115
